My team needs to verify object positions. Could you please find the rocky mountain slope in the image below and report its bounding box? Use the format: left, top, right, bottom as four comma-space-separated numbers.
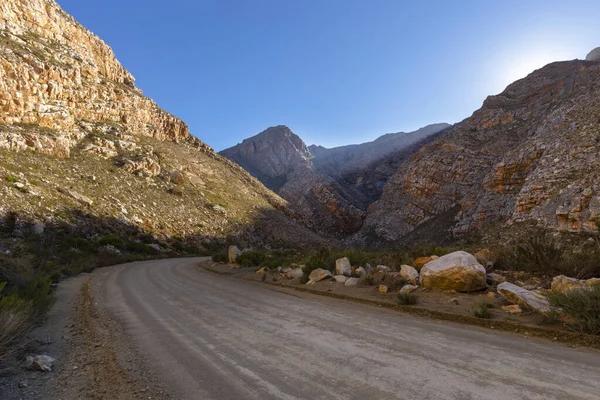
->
0, 0, 327, 250
220, 124, 449, 235
355, 59, 600, 245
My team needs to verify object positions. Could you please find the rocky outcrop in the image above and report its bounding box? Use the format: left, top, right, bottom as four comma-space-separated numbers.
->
356, 59, 600, 244
0, 0, 210, 150
220, 124, 449, 236
420, 251, 486, 292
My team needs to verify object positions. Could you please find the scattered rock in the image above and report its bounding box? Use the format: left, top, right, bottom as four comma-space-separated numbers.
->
307, 268, 332, 284
335, 257, 352, 277
378, 285, 388, 294
56, 187, 93, 206
413, 255, 439, 271
376, 265, 391, 272
420, 251, 486, 292
497, 282, 551, 313
100, 244, 121, 255
487, 291, 498, 299
345, 277, 360, 286
551, 275, 600, 293
121, 157, 161, 177
486, 273, 506, 285
282, 267, 303, 279
502, 305, 523, 314
256, 267, 266, 275
170, 170, 185, 185
228, 245, 242, 263
333, 275, 347, 283
25, 355, 55, 372
354, 267, 368, 276
399, 265, 419, 285
399, 284, 418, 294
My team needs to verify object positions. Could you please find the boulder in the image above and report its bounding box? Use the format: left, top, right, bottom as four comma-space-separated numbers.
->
335, 257, 352, 276
497, 282, 551, 313
420, 251, 486, 292
586, 47, 600, 62
333, 275, 347, 283
399, 284, 418, 294
400, 265, 419, 285
413, 255, 439, 270
551, 275, 600, 293
355, 267, 368, 276
345, 277, 360, 286
378, 285, 389, 294
228, 245, 242, 263
307, 268, 332, 284
502, 305, 523, 314
256, 267, 266, 275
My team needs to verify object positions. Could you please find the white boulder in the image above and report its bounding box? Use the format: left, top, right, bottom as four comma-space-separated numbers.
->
335, 257, 352, 277
420, 251, 486, 292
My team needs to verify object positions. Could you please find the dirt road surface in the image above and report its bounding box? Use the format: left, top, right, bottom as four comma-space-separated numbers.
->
79, 257, 600, 400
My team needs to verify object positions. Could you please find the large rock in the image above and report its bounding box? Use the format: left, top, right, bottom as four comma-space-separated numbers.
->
355, 267, 368, 277
586, 47, 600, 62
307, 268, 332, 284
399, 265, 419, 285
283, 267, 303, 279
497, 282, 551, 313
228, 245, 242, 263
420, 251, 486, 292
551, 275, 600, 293
335, 257, 352, 277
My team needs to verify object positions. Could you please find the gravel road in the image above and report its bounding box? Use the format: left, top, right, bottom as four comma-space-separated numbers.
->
90, 257, 600, 400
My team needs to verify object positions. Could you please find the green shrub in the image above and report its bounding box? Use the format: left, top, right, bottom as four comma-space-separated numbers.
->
473, 302, 493, 319
4, 176, 18, 183
99, 235, 124, 248
212, 250, 228, 263
548, 286, 600, 335
397, 292, 417, 305
360, 274, 375, 286
238, 251, 267, 268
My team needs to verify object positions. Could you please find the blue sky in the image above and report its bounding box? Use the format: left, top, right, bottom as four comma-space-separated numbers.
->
57, 0, 598, 150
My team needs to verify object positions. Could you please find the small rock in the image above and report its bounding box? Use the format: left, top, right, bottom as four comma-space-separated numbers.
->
376, 265, 391, 272
497, 282, 551, 313
307, 268, 332, 284
354, 267, 368, 276
399, 284, 418, 294
378, 285, 389, 294
333, 275, 347, 283
502, 305, 523, 314
335, 257, 352, 277
487, 291, 498, 299
256, 267, 266, 275
399, 265, 419, 285
26, 355, 55, 372
282, 268, 303, 279
228, 245, 242, 263
345, 277, 360, 286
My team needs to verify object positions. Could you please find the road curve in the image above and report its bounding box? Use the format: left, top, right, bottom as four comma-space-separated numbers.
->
91, 258, 600, 400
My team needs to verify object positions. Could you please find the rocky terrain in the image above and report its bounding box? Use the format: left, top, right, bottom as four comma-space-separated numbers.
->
0, 0, 328, 251
220, 124, 449, 235
355, 59, 600, 245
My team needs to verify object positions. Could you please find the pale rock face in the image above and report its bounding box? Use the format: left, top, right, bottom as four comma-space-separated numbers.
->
497, 282, 551, 313
335, 257, 352, 276
420, 251, 486, 292
399, 265, 419, 285
0, 0, 213, 152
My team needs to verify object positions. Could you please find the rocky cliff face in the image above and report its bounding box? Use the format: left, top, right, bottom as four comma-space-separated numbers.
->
220, 124, 449, 235
356, 59, 600, 245
0, 0, 201, 151
0, 0, 328, 249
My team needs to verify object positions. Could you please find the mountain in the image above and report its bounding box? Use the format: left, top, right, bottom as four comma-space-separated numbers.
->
0, 0, 327, 250
355, 59, 600, 245
220, 124, 450, 235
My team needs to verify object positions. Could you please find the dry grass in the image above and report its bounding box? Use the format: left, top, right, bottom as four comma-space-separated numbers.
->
0, 298, 33, 360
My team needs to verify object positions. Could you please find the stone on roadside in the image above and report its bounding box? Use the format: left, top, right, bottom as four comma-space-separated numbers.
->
378, 285, 388, 294
399, 284, 418, 294
419, 251, 486, 292
333, 275, 347, 283
355, 267, 368, 276
501, 305, 523, 314
413, 255, 439, 270
283, 267, 303, 279
256, 267, 266, 275
335, 257, 352, 277
376, 265, 391, 272
307, 268, 332, 284
26, 355, 55, 372
345, 277, 360, 286
400, 265, 419, 285
551, 275, 600, 293
497, 282, 551, 313
228, 245, 242, 263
